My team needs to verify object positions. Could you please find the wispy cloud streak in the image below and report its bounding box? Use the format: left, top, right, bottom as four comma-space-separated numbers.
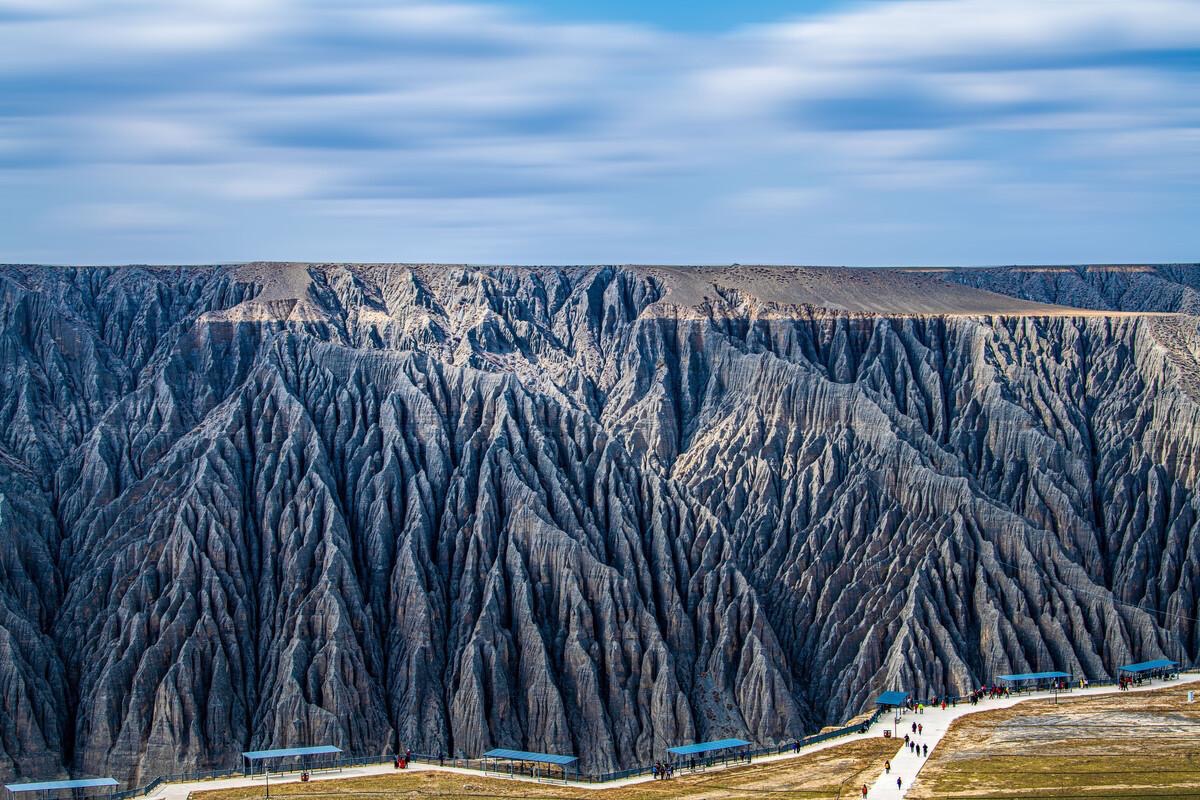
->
1, 0, 1197, 264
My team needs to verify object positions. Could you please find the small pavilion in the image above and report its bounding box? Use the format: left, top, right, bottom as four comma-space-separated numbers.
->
666, 738, 752, 770
875, 690, 909, 710
5, 778, 118, 800
1118, 659, 1178, 684
241, 745, 343, 776
481, 748, 577, 781
997, 670, 1072, 704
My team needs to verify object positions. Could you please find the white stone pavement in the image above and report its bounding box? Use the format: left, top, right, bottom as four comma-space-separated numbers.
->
864, 673, 1200, 800
144, 673, 1200, 800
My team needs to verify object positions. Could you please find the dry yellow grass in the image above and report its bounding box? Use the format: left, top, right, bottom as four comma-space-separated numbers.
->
909, 685, 1200, 799
193, 738, 897, 800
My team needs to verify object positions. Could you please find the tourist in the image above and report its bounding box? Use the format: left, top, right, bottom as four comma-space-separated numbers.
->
861, 784, 868, 798
918, 724, 923, 735
897, 777, 902, 791
885, 760, 891, 774
923, 743, 928, 757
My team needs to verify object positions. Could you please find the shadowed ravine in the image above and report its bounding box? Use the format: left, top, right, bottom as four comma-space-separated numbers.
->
0, 262, 1198, 782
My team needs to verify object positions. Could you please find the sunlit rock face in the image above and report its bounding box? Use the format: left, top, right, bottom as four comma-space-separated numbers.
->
0, 262, 1198, 782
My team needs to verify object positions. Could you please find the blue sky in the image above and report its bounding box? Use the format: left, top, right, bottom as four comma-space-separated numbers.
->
1, 0, 1198, 266
505, 0, 850, 31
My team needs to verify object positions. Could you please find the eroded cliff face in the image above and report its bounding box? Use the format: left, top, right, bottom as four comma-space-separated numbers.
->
1, 262, 1198, 782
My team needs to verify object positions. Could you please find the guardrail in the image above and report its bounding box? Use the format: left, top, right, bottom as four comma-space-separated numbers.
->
97, 719, 881, 797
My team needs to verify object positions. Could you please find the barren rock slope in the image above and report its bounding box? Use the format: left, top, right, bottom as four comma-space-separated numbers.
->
0, 262, 1198, 782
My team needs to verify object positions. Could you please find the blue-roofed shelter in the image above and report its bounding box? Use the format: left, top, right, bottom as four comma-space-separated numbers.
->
997, 671, 1072, 703
481, 748, 577, 781
241, 746, 342, 775
1119, 659, 1177, 674
5, 779, 117, 800
666, 738, 752, 770
667, 738, 751, 757
876, 691, 908, 709
1118, 659, 1178, 683
996, 671, 1071, 682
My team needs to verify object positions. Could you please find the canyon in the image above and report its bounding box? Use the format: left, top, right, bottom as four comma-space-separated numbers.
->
0, 262, 1198, 782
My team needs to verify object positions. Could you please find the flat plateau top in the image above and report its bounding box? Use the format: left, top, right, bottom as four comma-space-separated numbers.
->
635, 264, 1128, 316
233, 262, 1187, 317
3, 261, 1195, 318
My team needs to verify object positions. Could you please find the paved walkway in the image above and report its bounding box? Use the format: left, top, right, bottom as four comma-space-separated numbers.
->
864, 674, 1200, 799
150, 763, 398, 800
146, 674, 1200, 800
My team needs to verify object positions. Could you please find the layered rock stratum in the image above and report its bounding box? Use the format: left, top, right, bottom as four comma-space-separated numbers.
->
1, 261, 1198, 782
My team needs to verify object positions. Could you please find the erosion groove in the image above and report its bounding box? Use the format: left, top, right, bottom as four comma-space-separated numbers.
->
0, 262, 1198, 782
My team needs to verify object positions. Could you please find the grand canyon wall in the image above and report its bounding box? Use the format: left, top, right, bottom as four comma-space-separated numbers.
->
1, 262, 1198, 781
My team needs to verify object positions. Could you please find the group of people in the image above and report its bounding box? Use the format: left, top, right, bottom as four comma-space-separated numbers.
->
965, 685, 1009, 705
909, 695, 956, 712
651, 761, 675, 780
902, 731, 928, 758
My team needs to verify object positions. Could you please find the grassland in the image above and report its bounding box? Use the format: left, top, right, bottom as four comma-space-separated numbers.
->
909, 685, 1200, 799
193, 738, 897, 800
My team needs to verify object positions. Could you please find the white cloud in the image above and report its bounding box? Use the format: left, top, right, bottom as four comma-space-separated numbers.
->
60, 202, 201, 232
727, 187, 828, 214
0, 0, 1197, 262
755, 0, 1200, 64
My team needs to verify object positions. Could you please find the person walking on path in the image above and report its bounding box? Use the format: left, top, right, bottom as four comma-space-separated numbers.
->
897, 777, 902, 791
923, 743, 928, 757
885, 760, 890, 775
861, 784, 868, 798
918, 723, 923, 735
